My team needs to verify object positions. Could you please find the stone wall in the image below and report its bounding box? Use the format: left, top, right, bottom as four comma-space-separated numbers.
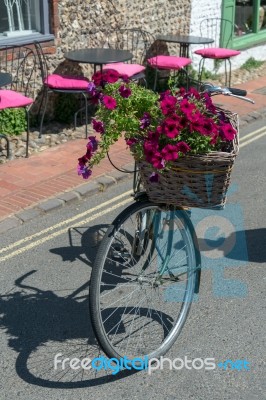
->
53, 0, 192, 72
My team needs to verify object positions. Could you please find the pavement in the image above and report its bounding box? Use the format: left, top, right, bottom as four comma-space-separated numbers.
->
1, 76, 266, 233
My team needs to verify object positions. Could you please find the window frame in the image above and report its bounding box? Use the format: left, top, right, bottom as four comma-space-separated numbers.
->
0, 0, 54, 46
222, 0, 266, 50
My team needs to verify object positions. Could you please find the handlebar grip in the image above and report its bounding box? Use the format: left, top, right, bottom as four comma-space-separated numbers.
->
227, 87, 247, 96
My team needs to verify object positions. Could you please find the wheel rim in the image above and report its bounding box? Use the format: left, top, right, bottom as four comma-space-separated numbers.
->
94, 205, 196, 361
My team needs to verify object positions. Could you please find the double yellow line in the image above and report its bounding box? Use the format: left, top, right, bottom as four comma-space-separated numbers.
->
239, 126, 266, 148
0, 190, 133, 263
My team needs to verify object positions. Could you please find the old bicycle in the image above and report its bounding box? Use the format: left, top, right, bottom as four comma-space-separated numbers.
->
89, 84, 254, 364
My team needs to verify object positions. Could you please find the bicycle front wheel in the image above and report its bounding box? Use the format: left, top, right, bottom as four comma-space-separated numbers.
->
89, 200, 198, 362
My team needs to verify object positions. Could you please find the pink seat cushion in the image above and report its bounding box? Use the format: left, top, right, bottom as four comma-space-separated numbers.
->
147, 55, 192, 70
45, 74, 90, 89
194, 48, 241, 59
103, 63, 145, 77
0, 89, 33, 109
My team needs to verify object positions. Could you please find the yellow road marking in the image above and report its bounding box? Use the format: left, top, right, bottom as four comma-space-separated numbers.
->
240, 126, 266, 143
0, 197, 132, 263
240, 130, 266, 148
0, 189, 132, 255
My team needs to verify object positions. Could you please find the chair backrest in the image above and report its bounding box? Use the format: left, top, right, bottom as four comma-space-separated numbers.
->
199, 18, 234, 48
106, 28, 155, 65
33, 41, 49, 84
0, 45, 38, 99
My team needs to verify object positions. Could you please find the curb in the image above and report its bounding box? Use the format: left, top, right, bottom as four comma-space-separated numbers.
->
0, 162, 135, 234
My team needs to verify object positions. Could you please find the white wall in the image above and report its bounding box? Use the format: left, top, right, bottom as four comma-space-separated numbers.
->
189, 0, 266, 72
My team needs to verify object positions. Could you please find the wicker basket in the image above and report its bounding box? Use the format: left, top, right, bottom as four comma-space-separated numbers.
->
137, 110, 239, 209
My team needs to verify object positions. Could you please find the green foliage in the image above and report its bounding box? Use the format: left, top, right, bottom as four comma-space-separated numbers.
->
54, 93, 79, 124
0, 108, 27, 136
240, 57, 264, 71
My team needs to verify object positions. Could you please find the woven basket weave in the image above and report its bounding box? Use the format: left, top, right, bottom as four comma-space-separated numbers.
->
136, 110, 239, 209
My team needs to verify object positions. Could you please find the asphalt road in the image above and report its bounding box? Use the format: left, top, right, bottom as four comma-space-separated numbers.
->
0, 119, 265, 400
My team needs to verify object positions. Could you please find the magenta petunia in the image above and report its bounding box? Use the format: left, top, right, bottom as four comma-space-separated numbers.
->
161, 144, 179, 161
92, 118, 105, 134
219, 123, 237, 141
126, 138, 137, 147
119, 84, 132, 98
176, 141, 191, 154
180, 99, 196, 116
87, 136, 98, 152
104, 69, 120, 83
103, 95, 117, 110
160, 95, 178, 115
161, 118, 180, 139
151, 152, 165, 170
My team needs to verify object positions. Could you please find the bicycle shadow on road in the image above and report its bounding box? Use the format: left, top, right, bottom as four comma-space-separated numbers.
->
197, 228, 266, 264
0, 270, 137, 390
49, 223, 110, 266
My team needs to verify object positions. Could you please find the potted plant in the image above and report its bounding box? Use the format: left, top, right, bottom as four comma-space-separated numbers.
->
78, 70, 238, 208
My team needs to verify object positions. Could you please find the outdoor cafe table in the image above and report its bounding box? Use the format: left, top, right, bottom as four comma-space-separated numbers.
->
157, 34, 214, 58
0, 72, 12, 88
64, 48, 133, 74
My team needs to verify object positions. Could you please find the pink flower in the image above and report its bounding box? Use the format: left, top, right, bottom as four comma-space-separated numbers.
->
102, 95, 117, 110
104, 69, 120, 83
87, 136, 98, 152
161, 144, 179, 161
92, 119, 105, 133
126, 138, 137, 147
180, 99, 196, 116
160, 95, 177, 115
176, 141, 191, 154
151, 152, 165, 169
119, 84, 132, 98
161, 118, 180, 139
219, 123, 237, 141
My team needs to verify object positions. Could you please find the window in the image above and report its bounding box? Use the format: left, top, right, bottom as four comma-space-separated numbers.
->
0, 0, 54, 45
235, 0, 266, 36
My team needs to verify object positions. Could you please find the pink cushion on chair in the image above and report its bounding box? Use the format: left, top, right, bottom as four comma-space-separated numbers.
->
45, 74, 90, 89
0, 89, 33, 109
194, 48, 241, 59
103, 63, 145, 77
147, 55, 192, 70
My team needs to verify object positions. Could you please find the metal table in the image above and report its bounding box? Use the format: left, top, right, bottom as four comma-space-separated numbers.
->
64, 48, 133, 74
157, 34, 214, 58
0, 72, 12, 88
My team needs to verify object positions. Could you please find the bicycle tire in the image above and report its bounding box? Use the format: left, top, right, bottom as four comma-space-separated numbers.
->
89, 200, 198, 363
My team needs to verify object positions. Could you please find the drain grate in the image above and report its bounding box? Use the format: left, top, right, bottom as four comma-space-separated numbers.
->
252, 86, 266, 95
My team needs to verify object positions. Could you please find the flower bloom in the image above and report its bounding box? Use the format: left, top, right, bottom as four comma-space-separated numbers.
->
102, 95, 117, 110
92, 119, 105, 134
149, 172, 159, 183
140, 112, 151, 129
119, 84, 132, 98
160, 95, 178, 115
161, 144, 179, 161
126, 138, 137, 147
176, 141, 191, 154
160, 118, 180, 139
219, 123, 237, 141
104, 69, 120, 83
87, 136, 98, 152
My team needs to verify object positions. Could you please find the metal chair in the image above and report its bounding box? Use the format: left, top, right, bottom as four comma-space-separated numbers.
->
194, 18, 241, 86
0, 45, 37, 158
34, 41, 91, 138
102, 28, 149, 85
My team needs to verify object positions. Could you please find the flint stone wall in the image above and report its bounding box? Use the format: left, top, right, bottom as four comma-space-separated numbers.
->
52, 0, 191, 74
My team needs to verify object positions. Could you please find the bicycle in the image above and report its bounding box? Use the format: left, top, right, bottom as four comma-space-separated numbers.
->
89, 84, 254, 365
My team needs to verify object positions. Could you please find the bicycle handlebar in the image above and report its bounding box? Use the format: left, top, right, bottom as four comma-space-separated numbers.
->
201, 83, 254, 104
